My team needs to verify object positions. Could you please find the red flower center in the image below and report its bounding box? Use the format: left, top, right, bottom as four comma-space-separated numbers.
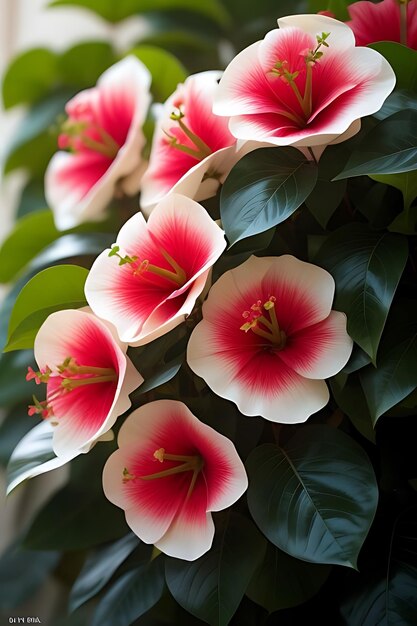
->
108, 244, 188, 288
58, 101, 120, 158
240, 295, 286, 349
163, 104, 213, 161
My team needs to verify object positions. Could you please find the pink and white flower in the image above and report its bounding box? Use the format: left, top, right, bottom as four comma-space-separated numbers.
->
347, 0, 417, 49
213, 14, 395, 148
102, 400, 248, 561
45, 56, 151, 230
85, 193, 226, 346
187, 255, 353, 423
27, 308, 143, 458
140, 71, 239, 215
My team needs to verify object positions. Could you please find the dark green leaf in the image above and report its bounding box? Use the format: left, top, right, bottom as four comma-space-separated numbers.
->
330, 374, 376, 444
69, 533, 140, 612
59, 42, 117, 88
315, 223, 408, 362
48, 0, 229, 25
2, 48, 58, 109
165, 513, 266, 626
134, 354, 183, 396
6, 421, 64, 495
0, 540, 59, 610
5, 265, 88, 352
341, 507, 417, 626
246, 543, 331, 613
91, 556, 165, 626
130, 45, 187, 102
0, 404, 35, 466
246, 425, 378, 568
371, 170, 417, 213
24, 484, 129, 550
360, 301, 417, 423
4, 91, 71, 176
374, 89, 417, 121
369, 42, 417, 92
220, 147, 318, 245
0, 210, 59, 283
16, 179, 47, 217
0, 350, 36, 408
334, 110, 417, 179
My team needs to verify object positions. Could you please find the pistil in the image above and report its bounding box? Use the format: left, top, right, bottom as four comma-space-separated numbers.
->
26, 357, 117, 419
164, 106, 212, 161
109, 244, 187, 287
123, 447, 204, 499
270, 32, 330, 125
240, 296, 286, 349
59, 118, 120, 159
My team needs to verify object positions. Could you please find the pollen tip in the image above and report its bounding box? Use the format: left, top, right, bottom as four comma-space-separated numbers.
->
153, 448, 165, 463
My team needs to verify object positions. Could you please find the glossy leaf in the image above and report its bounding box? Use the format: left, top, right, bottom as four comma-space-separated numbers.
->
6, 421, 65, 495
2, 48, 58, 109
48, 0, 229, 25
134, 354, 183, 396
91, 556, 165, 626
5, 265, 88, 352
220, 147, 318, 245
0, 210, 60, 283
0, 404, 35, 466
369, 42, 417, 92
165, 513, 266, 626
374, 89, 417, 121
334, 110, 417, 179
24, 484, 129, 550
246, 425, 378, 568
69, 533, 140, 612
330, 374, 376, 444
130, 45, 187, 102
0, 541, 59, 610
315, 223, 408, 362
360, 302, 417, 423
371, 170, 417, 214
246, 543, 331, 613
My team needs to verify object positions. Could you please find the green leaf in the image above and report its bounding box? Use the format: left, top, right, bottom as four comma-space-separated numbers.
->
5, 265, 89, 352
134, 354, 183, 396
4, 91, 70, 176
360, 301, 417, 423
334, 110, 417, 179
16, 179, 47, 217
369, 42, 417, 92
48, 0, 229, 25
315, 223, 408, 362
341, 508, 417, 625
165, 513, 266, 626
0, 350, 37, 407
0, 404, 35, 466
246, 425, 378, 568
374, 89, 417, 121
91, 557, 165, 626
6, 422, 64, 495
24, 484, 129, 550
2, 48, 58, 109
371, 170, 417, 213
246, 543, 331, 613
327, 0, 350, 20
330, 374, 376, 444
0, 210, 59, 283
0, 540, 59, 610
69, 533, 140, 612
220, 147, 318, 245
130, 45, 187, 102
58, 42, 117, 88
305, 143, 348, 228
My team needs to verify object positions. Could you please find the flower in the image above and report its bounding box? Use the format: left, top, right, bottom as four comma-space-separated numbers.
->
347, 0, 417, 49
27, 308, 143, 458
187, 255, 353, 423
102, 400, 248, 560
45, 56, 152, 230
140, 71, 239, 216
213, 14, 395, 148
85, 193, 226, 346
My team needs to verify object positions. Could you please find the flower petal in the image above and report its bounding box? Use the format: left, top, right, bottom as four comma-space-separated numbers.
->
278, 310, 353, 379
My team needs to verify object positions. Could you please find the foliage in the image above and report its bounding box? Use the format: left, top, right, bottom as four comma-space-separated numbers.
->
1, 0, 417, 625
